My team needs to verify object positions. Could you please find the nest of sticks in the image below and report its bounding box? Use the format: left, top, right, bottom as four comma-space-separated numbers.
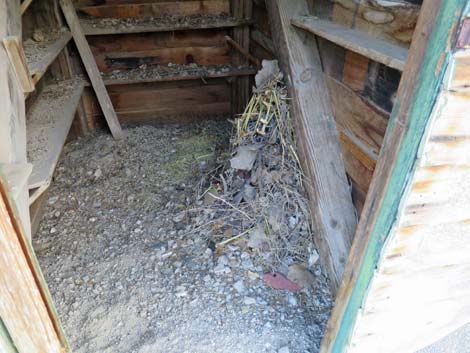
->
192, 60, 319, 271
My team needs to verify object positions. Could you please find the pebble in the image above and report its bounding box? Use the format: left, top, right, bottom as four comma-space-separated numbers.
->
233, 280, 245, 294
244, 297, 257, 305
278, 346, 290, 353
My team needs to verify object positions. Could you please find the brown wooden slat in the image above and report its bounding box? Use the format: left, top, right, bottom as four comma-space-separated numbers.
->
60, 0, 123, 139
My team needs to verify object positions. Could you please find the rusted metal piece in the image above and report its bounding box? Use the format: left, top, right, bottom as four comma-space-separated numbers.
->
457, 18, 470, 48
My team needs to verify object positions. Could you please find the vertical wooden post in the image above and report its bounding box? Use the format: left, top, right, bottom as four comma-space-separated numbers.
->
231, 0, 252, 115
320, 2, 469, 352
266, 0, 357, 291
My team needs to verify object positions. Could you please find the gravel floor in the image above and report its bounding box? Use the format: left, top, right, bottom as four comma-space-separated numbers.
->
34, 123, 333, 353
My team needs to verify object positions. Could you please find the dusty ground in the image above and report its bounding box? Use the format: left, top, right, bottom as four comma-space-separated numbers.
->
34, 122, 332, 353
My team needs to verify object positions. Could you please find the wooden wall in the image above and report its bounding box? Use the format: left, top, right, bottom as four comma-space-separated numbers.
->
308, 0, 421, 214
71, 0, 236, 125
247, 0, 422, 215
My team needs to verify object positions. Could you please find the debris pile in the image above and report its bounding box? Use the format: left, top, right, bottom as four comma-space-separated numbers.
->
191, 60, 322, 290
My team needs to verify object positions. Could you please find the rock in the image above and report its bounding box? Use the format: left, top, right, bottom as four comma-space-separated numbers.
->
287, 264, 316, 290
308, 249, 320, 268
217, 254, 229, 266
362, 10, 394, 24
94, 169, 102, 178
247, 224, 269, 250
278, 346, 290, 353
243, 296, 256, 305
32, 29, 45, 42
213, 263, 230, 275
287, 294, 298, 307
233, 280, 245, 294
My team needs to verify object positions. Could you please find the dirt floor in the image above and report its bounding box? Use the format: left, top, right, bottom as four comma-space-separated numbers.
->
34, 122, 332, 353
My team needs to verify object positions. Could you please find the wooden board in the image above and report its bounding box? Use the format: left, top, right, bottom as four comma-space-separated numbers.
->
319, 2, 468, 353
24, 29, 72, 84
266, 0, 357, 291
80, 15, 248, 35
87, 30, 230, 72
60, 0, 123, 139
309, 0, 421, 47
292, 16, 408, 71
326, 77, 388, 157
0, 172, 67, 353
3, 36, 35, 93
95, 65, 256, 86
0, 0, 31, 238
83, 79, 231, 124
27, 79, 84, 190
77, 0, 230, 18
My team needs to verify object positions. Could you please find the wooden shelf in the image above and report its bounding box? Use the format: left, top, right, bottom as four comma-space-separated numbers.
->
291, 16, 408, 72
27, 79, 84, 198
83, 64, 256, 86
80, 15, 250, 35
24, 29, 72, 84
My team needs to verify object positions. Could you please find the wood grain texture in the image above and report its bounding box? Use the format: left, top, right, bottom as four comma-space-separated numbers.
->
3, 36, 35, 93
83, 79, 231, 124
327, 76, 388, 157
266, 0, 357, 291
26, 30, 72, 84
320, 2, 468, 353
88, 30, 230, 72
0, 0, 31, 237
80, 16, 248, 35
292, 16, 408, 71
349, 55, 470, 353
310, 0, 421, 47
60, 0, 123, 139
0, 172, 68, 352
77, 0, 230, 18
27, 80, 84, 190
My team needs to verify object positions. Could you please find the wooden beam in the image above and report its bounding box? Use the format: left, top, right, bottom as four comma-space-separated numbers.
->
2, 36, 35, 93
320, 2, 468, 353
266, 0, 357, 291
60, 0, 124, 139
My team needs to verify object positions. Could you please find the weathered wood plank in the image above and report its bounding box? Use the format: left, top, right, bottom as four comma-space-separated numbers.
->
0, 172, 67, 353
291, 16, 408, 71
24, 29, 72, 84
27, 79, 84, 191
3, 36, 35, 93
266, 0, 357, 291
84, 79, 231, 124
78, 0, 230, 18
320, 2, 468, 353
327, 76, 388, 157
0, 0, 31, 237
60, 0, 124, 139
80, 15, 249, 36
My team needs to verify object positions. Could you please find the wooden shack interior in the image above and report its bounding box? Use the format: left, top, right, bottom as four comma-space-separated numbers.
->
1, 0, 469, 352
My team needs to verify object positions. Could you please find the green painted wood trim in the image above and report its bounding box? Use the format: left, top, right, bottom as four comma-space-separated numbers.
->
330, 2, 468, 353
0, 319, 18, 353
